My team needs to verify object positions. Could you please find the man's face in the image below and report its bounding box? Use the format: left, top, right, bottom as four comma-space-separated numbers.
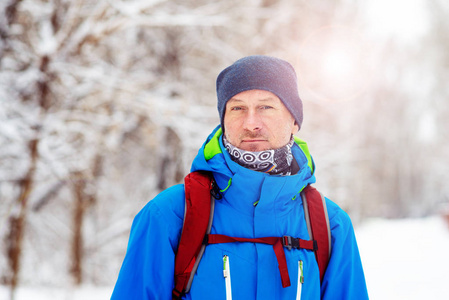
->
223, 89, 299, 152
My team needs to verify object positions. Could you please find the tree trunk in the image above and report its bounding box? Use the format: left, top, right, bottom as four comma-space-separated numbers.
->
70, 172, 86, 285
70, 156, 100, 285
5, 138, 39, 296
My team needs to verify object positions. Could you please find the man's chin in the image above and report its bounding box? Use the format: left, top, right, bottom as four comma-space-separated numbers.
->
239, 141, 271, 152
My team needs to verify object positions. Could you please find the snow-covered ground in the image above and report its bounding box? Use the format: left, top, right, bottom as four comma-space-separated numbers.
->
357, 215, 449, 300
0, 285, 112, 300
1, 216, 448, 299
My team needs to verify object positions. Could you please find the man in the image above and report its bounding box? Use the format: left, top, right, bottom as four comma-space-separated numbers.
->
111, 55, 369, 299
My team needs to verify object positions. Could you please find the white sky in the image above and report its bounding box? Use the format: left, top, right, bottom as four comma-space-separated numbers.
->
362, 0, 431, 43
297, 0, 432, 102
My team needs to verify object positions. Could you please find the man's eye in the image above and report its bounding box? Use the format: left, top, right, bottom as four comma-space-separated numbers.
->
261, 106, 273, 109
231, 107, 243, 111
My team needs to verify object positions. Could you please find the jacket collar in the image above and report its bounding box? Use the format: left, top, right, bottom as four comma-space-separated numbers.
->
190, 126, 317, 215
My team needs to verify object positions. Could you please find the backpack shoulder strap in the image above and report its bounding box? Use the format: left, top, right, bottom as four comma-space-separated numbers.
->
301, 185, 331, 283
173, 171, 214, 300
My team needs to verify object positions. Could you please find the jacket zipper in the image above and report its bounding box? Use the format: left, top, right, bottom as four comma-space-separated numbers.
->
223, 255, 232, 300
296, 260, 304, 300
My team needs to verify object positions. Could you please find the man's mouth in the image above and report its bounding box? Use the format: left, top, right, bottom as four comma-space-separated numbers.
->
242, 139, 267, 143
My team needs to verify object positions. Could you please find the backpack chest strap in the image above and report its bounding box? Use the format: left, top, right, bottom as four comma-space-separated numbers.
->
205, 234, 317, 288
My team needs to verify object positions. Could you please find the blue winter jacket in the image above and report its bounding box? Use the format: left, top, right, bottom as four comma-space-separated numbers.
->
111, 126, 369, 299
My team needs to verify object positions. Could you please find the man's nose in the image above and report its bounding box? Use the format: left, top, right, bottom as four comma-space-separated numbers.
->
243, 110, 263, 131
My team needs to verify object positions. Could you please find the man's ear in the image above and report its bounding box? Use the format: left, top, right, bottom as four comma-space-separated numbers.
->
292, 120, 300, 134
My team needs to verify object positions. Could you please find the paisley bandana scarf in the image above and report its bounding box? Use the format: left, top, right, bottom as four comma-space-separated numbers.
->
223, 135, 295, 176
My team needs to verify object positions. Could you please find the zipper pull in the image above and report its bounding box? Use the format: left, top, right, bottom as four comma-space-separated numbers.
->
299, 260, 304, 284
223, 255, 229, 278
297, 261, 304, 300
223, 255, 232, 300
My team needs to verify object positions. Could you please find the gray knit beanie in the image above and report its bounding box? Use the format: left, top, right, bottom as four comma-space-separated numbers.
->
216, 55, 303, 130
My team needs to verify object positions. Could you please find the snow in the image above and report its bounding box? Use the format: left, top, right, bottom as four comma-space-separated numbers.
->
0, 285, 112, 300
356, 215, 449, 299
1, 216, 448, 299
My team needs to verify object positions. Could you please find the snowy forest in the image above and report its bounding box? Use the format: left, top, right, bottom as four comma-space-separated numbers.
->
1, 0, 448, 298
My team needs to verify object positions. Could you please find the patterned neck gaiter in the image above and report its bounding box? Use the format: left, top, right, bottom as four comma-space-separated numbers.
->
223, 135, 295, 176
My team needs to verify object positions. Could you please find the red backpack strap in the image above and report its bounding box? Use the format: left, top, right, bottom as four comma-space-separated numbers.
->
173, 171, 214, 300
206, 234, 316, 288
301, 185, 331, 283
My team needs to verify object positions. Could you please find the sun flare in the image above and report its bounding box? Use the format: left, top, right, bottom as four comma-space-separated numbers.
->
296, 25, 371, 102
